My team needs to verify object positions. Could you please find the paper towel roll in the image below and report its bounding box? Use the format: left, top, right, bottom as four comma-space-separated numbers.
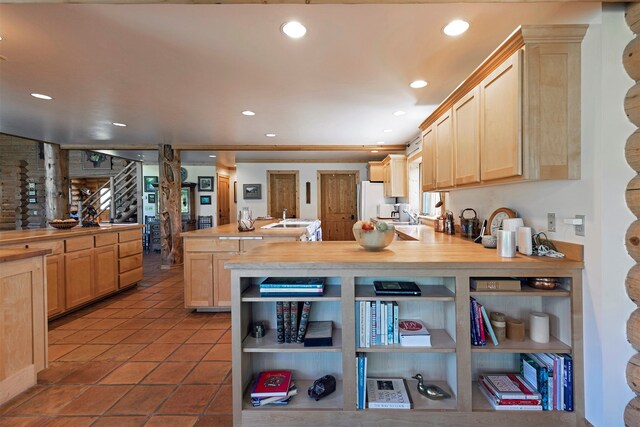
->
529, 312, 550, 343
518, 227, 533, 255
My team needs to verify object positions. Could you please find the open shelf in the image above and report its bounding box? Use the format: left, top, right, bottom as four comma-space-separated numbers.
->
356, 284, 454, 301
364, 380, 457, 411
243, 379, 343, 411
242, 284, 342, 302
471, 381, 570, 413
470, 286, 570, 297
471, 335, 571, 353
357, 329, 455, 353
243, 328, 342, 353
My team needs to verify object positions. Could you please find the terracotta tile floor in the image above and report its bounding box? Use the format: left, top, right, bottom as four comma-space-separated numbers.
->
0, 253, 233, 427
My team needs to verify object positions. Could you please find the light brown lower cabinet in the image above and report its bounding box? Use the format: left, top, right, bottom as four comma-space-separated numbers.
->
213, 252, 238, 307
185, 253, 214, 307
65, 250, 95, 309
46, 254, 66, 317
94, 244, 118, 298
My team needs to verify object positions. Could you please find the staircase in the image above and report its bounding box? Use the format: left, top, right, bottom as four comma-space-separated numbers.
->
78, 161, 143, 225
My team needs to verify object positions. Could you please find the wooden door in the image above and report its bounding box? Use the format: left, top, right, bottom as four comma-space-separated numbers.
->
320, 172, 357, 241
184, 253, 213, 308
46, 254, 65, 317
435, 109, 454, 189
268, 172, 298, 219
213, 252, 237, 307
422, 127, 436, 192
94, 245, 118, 298
453, 87, 481, 186
217, 174, 230, 225
65, 250, 94, 309
480, 50, 522, 181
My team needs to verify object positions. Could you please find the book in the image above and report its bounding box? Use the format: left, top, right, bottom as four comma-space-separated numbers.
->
478, 382, 542, 411
562, 353, 574, 411
356, 353, 367, 409
251, 370, 292, 398
470, 298, 485, 346
387, 302, 393, 344
283, 302, 291, 343
366, 378, 412, 409
371, 302, 377, 345
479, 374, 541, 400
480, 305, 499, 346
296, 301, 312, 343
537, 353, 555, 410
365, 301, 371, 348
261, 277, 325, 287
252, 384, 298, 406
373, 281, 421, 296
260, 289, 324, 297
398, 319, 431, 347
290, 302, 299, 342
276, 301, 284, 344
393, 302, 399, 344
478, 380, 541, 405
521, 354, 550, 410
303, 320, 333, 347
471, 278, 522, 291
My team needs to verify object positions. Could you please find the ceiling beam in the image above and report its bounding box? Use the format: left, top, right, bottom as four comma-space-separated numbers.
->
0, 0, 612, 3
59, 144, 407, 152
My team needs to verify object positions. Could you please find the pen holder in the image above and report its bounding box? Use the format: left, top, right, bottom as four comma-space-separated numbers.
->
506, 318, 525, 341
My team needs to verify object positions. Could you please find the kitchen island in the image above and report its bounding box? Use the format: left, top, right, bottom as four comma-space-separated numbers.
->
181, 220, 315, 310
226, 229, 584, 426
0, 224, 144, 318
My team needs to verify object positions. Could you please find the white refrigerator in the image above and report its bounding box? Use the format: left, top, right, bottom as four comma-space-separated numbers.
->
357, 181, 394, 221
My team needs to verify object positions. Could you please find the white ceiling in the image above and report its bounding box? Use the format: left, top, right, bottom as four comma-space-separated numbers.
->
0, 3, 600, 152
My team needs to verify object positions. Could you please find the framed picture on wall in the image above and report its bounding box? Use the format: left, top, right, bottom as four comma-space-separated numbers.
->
148, 193, 156, 203
198, 176, 214, 192
200, 195, 212, 205
243, 184, 262, 200
144, 176, 158, 193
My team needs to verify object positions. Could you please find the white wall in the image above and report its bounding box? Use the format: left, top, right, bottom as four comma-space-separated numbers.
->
445, 6, 635, 425
236, 162, 368, 219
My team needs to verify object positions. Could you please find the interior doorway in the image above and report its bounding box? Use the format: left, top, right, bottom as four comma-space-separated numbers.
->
267, 171, 299, 219
217, 174, 230, 225
318, 171, 359, 241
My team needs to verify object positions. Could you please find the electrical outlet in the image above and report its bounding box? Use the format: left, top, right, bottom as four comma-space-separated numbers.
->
575, 214, 585, 236
547, 213, 556, 232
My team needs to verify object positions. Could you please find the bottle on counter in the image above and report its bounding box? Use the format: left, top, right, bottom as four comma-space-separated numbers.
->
434, 215, 445, 233
444, 211, 455, 235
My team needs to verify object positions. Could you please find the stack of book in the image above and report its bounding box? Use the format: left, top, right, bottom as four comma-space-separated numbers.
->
469, 297, 499, 346
356, 353, 367, 409
276, 301, 312, 344
356, 300, 399, 347
250, 370, 298, 407
260, 277, 325, 297
478, 373, 542, 411
520, 353, 574, 411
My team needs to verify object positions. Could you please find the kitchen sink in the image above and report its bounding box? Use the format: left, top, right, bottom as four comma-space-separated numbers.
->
267, 223, 310, 228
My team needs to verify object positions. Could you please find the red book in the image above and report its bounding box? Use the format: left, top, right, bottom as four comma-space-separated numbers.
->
251, 371, 292, 398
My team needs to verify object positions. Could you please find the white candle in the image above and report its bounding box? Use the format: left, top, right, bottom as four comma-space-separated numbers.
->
529, 312, 550, 343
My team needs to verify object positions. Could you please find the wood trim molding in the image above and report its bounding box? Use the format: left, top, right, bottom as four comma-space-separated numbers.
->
316, 170, 360, 221
59, 144, 407, 152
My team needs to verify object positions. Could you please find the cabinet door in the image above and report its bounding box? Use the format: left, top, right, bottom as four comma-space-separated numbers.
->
184, 253, 213, 308
368, 161, 384, 182
435, 109, 454, 189
213, 252, 237, 308
46, 254, 65, 317
382, 162, 390, 197
453, 87, 481, 186
94, 245, 118, 298
421, 127, 435, 191
65, 250, 94, 309
480, 50, 522, 181
389, 157, 407, 197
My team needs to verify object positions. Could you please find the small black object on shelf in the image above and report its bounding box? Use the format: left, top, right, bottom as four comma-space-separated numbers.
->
308, 375, 336, 401
373, 280, 421, 296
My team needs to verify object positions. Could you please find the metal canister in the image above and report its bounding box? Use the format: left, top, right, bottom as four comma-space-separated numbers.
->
459, 208, 480, 239
444, 211, 455, 235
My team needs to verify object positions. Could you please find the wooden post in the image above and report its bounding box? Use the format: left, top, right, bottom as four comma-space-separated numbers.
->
158, 144, 182, 268
43, 143, 69, 221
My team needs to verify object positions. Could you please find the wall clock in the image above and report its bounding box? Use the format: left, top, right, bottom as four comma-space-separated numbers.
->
488, 207, 517, 236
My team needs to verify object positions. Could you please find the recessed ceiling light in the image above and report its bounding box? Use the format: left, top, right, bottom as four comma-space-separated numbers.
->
410, 80, 428, 89
371, 150, 379, 153
112, 122, 127, 127
443, 20, 470, 37
31, 93, 52, 100
0, 36, 3, 41
242, 110, 255, 116
383, 129, 392, 133
281, 21, 307, 39
209, 155, 217, 158
393, 111, 406, 116
265, 133, 276, 138
376, 141, 385, 145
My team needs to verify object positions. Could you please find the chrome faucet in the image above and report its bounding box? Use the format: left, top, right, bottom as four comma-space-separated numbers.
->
403, 208, 420, 225
283, 208, 288, 221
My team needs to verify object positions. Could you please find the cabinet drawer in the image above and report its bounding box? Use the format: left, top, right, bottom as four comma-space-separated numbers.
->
119, 253, 143, 273
3, 240, 64, 255
119, 240, 143, 258
95, 232, 118, 247
120, 267, 143, 288
185, 238, 240, 252
65, 236, 94, 253
118, 229, 141, 243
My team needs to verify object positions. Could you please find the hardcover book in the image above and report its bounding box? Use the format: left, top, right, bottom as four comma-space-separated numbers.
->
276, 301, 284, 344
479, 374, 541, 400
478, 382, 542, 411
373, 281, 421, 296
290, 302, 299, 341
283, 302, 291, 343
251, 371, 293, 398
366, 378, 412, 409
303, 320, 333, 347
471, 278, 522, 291
296, 301, 312, 343
261, 277, 325, 286
398, 319, 431, 347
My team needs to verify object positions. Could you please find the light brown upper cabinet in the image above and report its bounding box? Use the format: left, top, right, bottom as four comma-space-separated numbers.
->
453, 87, 481, 186
382, 154, 407, 197
421, 126, 435, 192
368, 161, 384, 182
418, 25, 586, 190
435, 109, 454, 189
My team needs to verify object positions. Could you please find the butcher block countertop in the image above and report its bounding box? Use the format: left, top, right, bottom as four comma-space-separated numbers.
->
0, 224, 144, 245
226, 226, 583, 270
181, 220, 308, 238
0, 248, 52, 263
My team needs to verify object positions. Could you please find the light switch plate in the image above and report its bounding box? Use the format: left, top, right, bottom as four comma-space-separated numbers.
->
547, 213, 556, 232
575, 215, 585, 236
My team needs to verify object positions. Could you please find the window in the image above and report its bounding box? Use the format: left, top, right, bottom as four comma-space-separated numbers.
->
422, 192, 443, 217
408, 159, 421, 212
